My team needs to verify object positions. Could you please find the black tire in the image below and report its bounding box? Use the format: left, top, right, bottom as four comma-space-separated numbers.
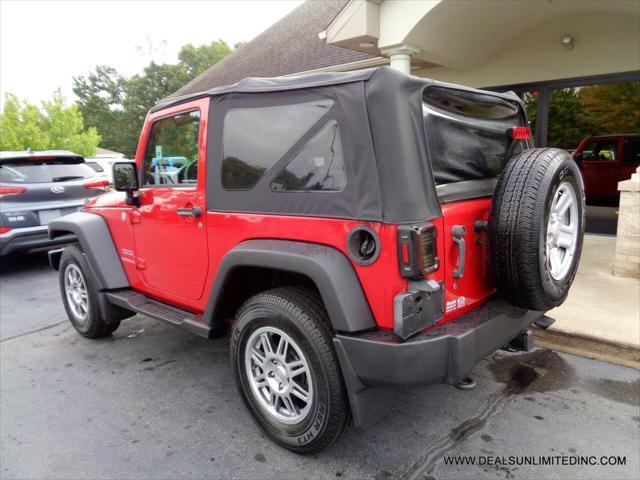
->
58, 245, 120, 338
489, 148, 585, 311
230, 287, 349, 454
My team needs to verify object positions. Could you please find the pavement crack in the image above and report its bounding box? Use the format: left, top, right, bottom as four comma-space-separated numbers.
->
142, 359, 176, 371
401, 388, 509, 480
0, 320, 69, 343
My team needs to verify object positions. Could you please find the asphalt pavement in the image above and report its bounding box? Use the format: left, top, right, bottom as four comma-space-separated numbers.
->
1, 253, 639, 480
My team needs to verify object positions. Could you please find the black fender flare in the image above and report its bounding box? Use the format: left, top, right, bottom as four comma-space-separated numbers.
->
48, 212, 129, 290
204, 239, 376, 333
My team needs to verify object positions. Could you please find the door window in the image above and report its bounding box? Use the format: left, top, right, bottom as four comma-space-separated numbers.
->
581, 140, 618, 161
143, 110, 200, 186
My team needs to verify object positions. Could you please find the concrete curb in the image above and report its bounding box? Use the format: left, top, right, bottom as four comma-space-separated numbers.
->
533, 326, 640, 370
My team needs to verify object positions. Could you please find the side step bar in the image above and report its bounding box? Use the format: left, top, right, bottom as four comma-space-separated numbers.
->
105, 289, 216, 339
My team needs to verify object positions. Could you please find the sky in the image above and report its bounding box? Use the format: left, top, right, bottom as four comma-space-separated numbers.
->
0, 0, 303, 108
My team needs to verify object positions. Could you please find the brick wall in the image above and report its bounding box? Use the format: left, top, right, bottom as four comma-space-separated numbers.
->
614, 167, 640, 278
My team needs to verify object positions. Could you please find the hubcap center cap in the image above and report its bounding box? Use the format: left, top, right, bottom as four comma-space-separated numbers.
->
275, 365, 287, 381
267, 364, 289, 391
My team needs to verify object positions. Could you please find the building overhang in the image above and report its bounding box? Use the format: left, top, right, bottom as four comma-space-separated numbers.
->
327, 0, 640, 75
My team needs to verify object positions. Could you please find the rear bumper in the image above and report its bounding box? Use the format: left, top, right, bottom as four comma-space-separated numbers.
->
334, 299, 544, 428
0, 226, 76, 256
335, 298, 543, 388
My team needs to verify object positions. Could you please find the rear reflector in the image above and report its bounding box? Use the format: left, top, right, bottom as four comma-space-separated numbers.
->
0, 186, 26, 199
507, 126, 531, 140
83, 179, 110, 190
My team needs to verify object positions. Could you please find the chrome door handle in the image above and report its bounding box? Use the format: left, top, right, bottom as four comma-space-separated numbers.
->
176, 206, 202, 217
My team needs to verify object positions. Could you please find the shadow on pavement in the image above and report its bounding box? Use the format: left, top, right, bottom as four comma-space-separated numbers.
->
0, 251, 52, 276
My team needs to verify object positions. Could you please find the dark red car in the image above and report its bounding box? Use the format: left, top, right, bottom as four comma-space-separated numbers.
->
47, 67, 585, 453
573, 134, 640, 204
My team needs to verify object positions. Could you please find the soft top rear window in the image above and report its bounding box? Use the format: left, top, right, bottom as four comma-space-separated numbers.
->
0, 157, 95, 183
423, 86, 520, 120
422, 87, 526, 186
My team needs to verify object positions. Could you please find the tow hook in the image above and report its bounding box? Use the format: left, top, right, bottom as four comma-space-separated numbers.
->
504, 329, 535, 352
534, 315, 555, 329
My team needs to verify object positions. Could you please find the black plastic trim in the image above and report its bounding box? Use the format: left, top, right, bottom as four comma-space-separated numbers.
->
48, 212, 129, 290
105, 289, 212, 338
335, 299, 543, 388
345, 225, 380, 266
436, 178, 498, 203
48, 248, 64, 270
204, 239, 376, 332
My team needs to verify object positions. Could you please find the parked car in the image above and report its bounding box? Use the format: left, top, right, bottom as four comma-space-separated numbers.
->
48, 68, 585, 453
85, 156, 134, 184
0, 150, 109, 256
573, 134, 640, 204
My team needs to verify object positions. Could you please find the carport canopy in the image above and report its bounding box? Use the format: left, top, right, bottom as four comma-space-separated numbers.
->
326, 0, 640, 87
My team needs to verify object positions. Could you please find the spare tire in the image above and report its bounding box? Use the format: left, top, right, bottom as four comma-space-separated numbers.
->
489, 148, 585, 311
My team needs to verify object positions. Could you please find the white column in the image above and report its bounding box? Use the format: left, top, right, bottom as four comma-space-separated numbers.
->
381, 44, 421, 75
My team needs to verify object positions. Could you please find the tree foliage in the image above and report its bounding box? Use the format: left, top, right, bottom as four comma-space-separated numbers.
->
524, 82, 640, 150
73, 40, 231, 157
580, 82, 640, 135
178, 40, 231, 77
0, 92, 100, 157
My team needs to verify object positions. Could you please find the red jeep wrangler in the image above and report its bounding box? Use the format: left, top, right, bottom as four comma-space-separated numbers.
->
48, 67, 585, 453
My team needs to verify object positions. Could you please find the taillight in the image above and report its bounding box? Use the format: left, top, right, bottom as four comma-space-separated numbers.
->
0, 227, 11, 234
397, 224, 439, 279
0, 186, 26, 199
83, 179, 110, 191
507, 126, 531, 140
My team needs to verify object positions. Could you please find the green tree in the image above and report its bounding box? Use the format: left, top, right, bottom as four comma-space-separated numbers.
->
71, 65, 127, 155
523, 82, 639, 149
580, 82, 640, 135
178, 40, 231, 77
524, 88, 595, 150
547, 88, 595, 150
73, 40, 232, 157
0, 92, 100, 157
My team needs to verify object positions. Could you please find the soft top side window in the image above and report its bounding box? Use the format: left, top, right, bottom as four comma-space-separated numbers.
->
271, 120, 346, 192
221, 100, 333, 190
143, 110, 200, 186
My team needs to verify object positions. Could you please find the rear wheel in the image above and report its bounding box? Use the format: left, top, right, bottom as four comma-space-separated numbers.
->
489, 148, 585, 311
59, 245, 120, 338
230, 287, 349, 454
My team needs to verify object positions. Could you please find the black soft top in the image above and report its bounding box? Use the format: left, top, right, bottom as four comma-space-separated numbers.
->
155, 67, 524, 223
154, 67, 520, 113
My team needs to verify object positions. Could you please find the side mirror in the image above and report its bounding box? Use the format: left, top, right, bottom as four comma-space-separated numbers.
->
112, 162, 140, 206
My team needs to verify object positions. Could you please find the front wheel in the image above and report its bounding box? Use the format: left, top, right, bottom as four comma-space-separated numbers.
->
59, 245, 120, 338
230, 287, 349, 454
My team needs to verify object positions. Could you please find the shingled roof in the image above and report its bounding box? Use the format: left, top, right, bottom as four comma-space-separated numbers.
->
171, 0, 379, 97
